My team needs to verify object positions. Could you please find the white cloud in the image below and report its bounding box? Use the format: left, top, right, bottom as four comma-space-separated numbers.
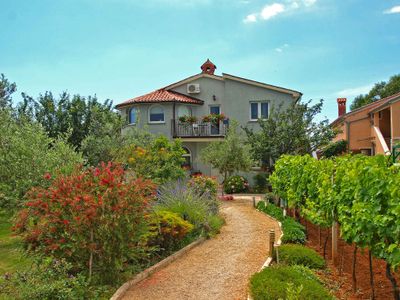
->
275, 48, 283, 52
337, 84, 374, 98
244, 0, 317, 24
261, 3, 285, 20
243, 13, 258, 23
384, 6, 400, 14
275, 43, 289, 52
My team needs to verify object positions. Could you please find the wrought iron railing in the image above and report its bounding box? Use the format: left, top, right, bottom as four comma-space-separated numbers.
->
171, 120, 228, 137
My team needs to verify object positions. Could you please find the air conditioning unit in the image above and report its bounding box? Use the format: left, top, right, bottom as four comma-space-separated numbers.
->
187, 84, 200, 94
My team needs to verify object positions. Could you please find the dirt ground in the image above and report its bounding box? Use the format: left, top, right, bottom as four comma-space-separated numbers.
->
300, 217, 400, 300
122, 198, 281, 300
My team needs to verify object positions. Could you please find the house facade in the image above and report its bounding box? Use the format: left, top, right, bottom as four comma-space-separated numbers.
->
331, 92, 400, 155
115, 60, 302, 178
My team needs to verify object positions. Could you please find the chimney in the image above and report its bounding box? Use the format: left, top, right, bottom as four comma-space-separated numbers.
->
337, 98, 347, 117
200, 59, 217, 75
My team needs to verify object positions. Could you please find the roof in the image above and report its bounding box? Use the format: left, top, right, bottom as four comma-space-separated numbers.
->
115, 89, 204, 108
331, 91, 400, 126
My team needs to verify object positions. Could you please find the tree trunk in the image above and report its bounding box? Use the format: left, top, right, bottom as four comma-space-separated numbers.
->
386, 262, 400, 300
89, 229, 94, 282
323, 233, 329, 260
352, 246, 358, 294
369, 250, 375, 300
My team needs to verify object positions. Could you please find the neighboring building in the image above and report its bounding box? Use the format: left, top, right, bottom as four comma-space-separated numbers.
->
115, 59, 302, 178
331, 92, 400, 155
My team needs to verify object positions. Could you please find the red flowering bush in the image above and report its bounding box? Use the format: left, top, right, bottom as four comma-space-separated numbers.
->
14, 162, 156, 284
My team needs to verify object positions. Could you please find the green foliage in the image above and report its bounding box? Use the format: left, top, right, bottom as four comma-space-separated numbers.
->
0, 258, 108, 300
320, 140, 347, 158
279, 244, 325, 269
350, 74, 400, 110
250, 265, 333, 300
120, 135, 185, 184
187, 175, 218, 199
270, 154, 400, 271
0, 74, 16, 109
223, 175, 249, 194
244, 100, 335, 168
205, 214, 225, 236
200, 121, 253, 182
252, 173, 270, 193
0, 110, 83, 210
147, 210, 194, 252
281, 218, 306, 244
256, 201, 284, 221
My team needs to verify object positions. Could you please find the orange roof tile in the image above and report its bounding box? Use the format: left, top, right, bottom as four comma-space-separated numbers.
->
115, 89, 203, 108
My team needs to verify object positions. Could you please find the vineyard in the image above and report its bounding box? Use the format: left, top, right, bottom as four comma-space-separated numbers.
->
270, 154, 400, 299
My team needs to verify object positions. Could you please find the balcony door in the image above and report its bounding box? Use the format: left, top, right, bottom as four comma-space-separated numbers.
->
209, 105, 220, 135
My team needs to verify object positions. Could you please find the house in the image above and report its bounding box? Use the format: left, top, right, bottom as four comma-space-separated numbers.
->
115, 59, 302, 179
331, 92, 400, 155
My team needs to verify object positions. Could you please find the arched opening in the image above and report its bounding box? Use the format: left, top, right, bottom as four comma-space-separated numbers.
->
148, 105, 165, 123
129, 107, 137, 124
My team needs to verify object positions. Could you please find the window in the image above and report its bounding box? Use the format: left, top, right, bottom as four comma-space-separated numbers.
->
178, 105, 191, 118
209, 105, 220, 115
128, 107, 137, 124
149, 105, 165, 123
182, 147, 191, 169
250, 102, 268, 121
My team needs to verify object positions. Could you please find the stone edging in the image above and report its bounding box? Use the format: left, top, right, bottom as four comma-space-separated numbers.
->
247, 208, 284, 300
110, 237, 206, 300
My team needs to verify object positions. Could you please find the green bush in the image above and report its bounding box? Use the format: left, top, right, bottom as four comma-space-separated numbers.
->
147, 210, 194, 252
252, 173, 269, 193
0, 258, 108, 300
281, 218, 306, 244
256, 201, 284, 221
279, 244, 325, 269
187, 175, 218, 199
264, 192, 275, 204
205, 214, 225, 236
250, 265, 333, 300
223, 175, 249, 194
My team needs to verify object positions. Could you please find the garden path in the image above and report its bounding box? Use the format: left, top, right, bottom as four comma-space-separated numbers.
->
122, 197, 281, 300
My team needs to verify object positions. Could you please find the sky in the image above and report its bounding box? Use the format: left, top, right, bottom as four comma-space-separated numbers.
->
1, 0, 400, 122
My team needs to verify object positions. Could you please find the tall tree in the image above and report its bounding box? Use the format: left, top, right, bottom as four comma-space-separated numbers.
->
244, 100, 335, 169
201, 121, 253, 182
0, 73, 17, 109
350, 74, 400, 110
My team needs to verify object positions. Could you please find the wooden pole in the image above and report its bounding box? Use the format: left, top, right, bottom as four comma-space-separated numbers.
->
253, 196, 256, 208
332, 221, 338, 265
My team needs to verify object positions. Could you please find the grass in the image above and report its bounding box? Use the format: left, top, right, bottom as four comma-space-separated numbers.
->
0, 211, 32, 275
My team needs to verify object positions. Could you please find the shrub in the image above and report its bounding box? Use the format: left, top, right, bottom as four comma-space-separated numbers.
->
155, 181, 217, 233
264, 192, 276, 204
205, 214, 225, 236
147, 210, 194, 252
250, 265, 333, 300
224, 175, 249, 194
187, 175, 218, 199
252, 173, 269, 193
281, 218, 306, 244
14, 162, 156, 284
256, 201, 284, 221
0, 258, 108, 300
279, 244, 325, 269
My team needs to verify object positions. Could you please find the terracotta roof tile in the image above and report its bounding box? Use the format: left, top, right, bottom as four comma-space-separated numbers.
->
115, 89, 203, 108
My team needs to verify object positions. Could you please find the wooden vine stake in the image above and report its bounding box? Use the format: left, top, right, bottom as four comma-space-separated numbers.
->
352, 246, 358, 293
332, 221, 338, 265
369, 250, 375, 300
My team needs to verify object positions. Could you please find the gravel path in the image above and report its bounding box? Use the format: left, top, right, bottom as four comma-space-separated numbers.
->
122, 198, 281, 300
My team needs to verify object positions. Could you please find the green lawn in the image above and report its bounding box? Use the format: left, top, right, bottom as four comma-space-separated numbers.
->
0, 212, 32, 275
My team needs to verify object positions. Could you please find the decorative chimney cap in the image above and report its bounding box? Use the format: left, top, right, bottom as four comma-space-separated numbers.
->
201, 59, 217, 75
337, 98, 347, 104
337, 98, 347, 117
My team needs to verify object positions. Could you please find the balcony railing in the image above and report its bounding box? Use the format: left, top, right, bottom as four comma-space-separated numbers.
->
172, 120, 228, 138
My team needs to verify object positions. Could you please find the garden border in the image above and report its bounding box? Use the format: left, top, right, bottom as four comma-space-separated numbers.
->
110, 237, 206, 300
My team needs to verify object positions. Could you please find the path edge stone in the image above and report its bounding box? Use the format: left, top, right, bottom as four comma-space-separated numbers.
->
110, 237, 206, 300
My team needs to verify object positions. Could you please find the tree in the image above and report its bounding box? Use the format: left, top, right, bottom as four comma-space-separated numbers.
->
200, 121, 253, 182
244, 100, 335, 169
17, 91, 121, 149
350, 74, 400, 110
0, 109, 83, 210
0, 73, 17, 109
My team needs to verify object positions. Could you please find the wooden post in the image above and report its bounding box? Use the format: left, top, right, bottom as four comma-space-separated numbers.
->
253, 196, 256, 208
269, 229, 275, 258
332, 221, 338, 265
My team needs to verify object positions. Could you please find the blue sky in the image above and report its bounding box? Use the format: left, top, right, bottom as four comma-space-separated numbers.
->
1, 0, 399, 121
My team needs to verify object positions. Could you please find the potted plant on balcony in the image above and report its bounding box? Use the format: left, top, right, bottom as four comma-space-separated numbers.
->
179, 115, 197, 124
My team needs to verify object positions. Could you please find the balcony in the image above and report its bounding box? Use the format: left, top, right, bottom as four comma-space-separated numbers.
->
171, 120, 228, 138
